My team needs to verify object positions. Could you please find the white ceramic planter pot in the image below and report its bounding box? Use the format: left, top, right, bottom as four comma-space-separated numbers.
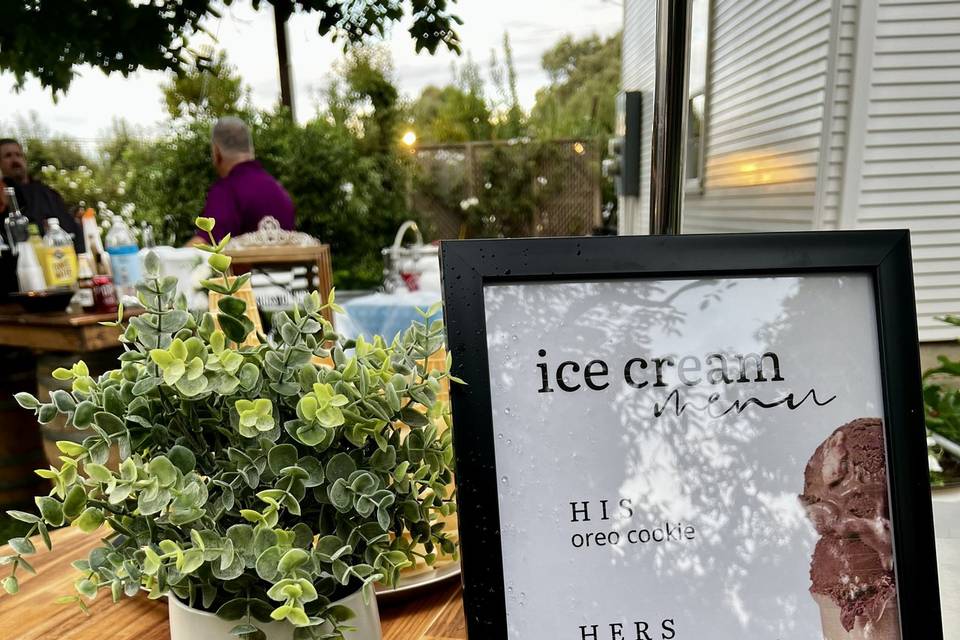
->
168, 588, 382, 640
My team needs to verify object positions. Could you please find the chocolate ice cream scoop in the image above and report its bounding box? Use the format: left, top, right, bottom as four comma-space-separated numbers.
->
799, 418, 893, 570
810, 535, 897, 633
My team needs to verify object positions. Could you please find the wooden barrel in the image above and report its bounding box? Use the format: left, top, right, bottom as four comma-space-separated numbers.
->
0, 350, 49, 509
36, 350, 122, 469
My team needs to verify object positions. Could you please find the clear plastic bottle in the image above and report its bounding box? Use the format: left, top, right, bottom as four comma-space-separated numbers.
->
105, 215, 141, 300
41, 218, 78, 287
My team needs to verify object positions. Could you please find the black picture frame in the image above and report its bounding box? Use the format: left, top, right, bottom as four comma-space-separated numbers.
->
440, 230, 942, 639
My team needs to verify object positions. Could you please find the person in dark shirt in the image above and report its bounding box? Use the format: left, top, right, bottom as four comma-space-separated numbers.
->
192, 117, 295, 244
0, 138, 84, 253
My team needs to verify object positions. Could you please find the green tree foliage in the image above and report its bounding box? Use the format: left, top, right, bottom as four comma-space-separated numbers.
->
328, 48, 402, 155
405, 57, 493, 143
0, 0, 462, 95
463, 142, 561, 238
489, 33, 525, 139
3, 113, 94, 176
162, 50, 250, 121
528, 32, 622, 140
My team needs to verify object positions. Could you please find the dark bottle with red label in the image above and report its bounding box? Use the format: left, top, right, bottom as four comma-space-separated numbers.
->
91, 274, 118, 313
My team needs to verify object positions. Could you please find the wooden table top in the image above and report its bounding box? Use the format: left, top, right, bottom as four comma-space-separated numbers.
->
0, 305, 135, 327
0, 526, 467, 640
0, 306, 139, 352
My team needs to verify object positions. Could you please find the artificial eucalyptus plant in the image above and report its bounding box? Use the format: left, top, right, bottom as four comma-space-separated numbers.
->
1, 217, 459, 639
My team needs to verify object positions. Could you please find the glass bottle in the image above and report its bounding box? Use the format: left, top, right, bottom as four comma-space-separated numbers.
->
4, 188, 46, 292
140, 221, 156, 248
74, 253, 96, 311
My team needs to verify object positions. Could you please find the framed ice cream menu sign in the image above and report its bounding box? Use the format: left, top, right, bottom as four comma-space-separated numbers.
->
440, 231, 943, 640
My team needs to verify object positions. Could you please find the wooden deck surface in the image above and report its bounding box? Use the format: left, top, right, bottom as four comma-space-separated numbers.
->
0, 526, 467, 639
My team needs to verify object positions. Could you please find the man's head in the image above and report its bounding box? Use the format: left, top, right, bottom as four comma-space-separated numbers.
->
0, 139, 28, 184
211, 117, 254, 178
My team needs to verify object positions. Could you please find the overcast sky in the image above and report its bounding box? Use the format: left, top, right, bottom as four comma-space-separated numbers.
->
1, 0, 622, 147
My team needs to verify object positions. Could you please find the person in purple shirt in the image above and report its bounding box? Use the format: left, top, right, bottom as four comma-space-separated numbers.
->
195, 117, 295, 244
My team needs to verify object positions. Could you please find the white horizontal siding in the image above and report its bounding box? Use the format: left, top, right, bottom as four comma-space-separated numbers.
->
852, 0, 960, 341
619, 0, 657, 236
684, 0, 832, 234
619, 0, 960, 341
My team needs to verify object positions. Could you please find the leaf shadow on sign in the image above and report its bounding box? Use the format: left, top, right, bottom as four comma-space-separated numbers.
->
605, 275, 890, 638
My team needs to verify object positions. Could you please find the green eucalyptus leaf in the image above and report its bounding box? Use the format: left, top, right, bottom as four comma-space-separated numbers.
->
255, 546, 282, 582
175, 374, 209, 397
8, 537, 35, 555
75, 507, 104, 532
201, 279, 232, 295
14, 392, 39, 409
328, 478, 352, 512
168, 445, 197, 474
280, 323, 299, 345
238, 363, 260, 391
267, 444, 298, 475
277, 548, 310, 574
226, 524, 255, 565
253, 528, 278, 559
297, 456, 324, 487
164, 310, 191, 333
370, 446, 397, 471
149, 456, 178, 486
216, 598, 249, 621
37, 403, 58, 424
2, 576, 18, 594
399, 406, 430, 428
84, 463, 112, 484
93, 411, 125, 435
6, 510, 40, 524
63, 484, 87, 519
71, 400, 95, 428
50, 389, 76, 413
269, 381, 300, 396
218, 296, 247, 318
131, 376, 161, 396
211, 553, 245, 580
219, 313, 249, 344
103, 386, 124, 416
325, 453, 356, 483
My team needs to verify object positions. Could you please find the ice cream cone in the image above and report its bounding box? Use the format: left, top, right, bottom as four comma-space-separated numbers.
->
812, 594, 900, 640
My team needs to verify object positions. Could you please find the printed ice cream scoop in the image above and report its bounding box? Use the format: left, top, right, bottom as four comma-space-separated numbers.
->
799, 418, 899, 639
800, 418, 893, 570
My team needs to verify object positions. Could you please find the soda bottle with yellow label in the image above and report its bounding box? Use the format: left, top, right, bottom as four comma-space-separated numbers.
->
41, 218, 78, 287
